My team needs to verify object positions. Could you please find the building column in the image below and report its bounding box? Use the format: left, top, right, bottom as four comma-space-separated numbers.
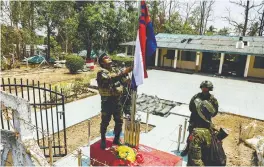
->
125, 46, 128, 56
155, 48, 159, 67
173, 50, 178, 68
244, 55, 251, 77
218, 53, 225, 74
195, 52, 200, 72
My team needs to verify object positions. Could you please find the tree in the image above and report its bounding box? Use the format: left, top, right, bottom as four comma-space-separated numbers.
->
164, 12, 183, 34
223, 0, 264, 36
77, 2, 105, 59
36, 1, 69, 60
206, 25, 216, 35
179, 1, 198, 25
258, 6, 264, 36
199, 0, 215, 35
248, 22, 259, 36
218, 27, 230, 35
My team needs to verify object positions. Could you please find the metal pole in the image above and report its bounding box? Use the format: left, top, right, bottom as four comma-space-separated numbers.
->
182, 118, 188, 143
78, 149, 82, 167
145, 111, 149, 133
48, 136, 53, 165
177, 125, 182, 152
88, 119, 91, 146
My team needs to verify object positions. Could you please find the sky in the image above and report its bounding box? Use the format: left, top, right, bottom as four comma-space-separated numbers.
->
205, 0, 263, 30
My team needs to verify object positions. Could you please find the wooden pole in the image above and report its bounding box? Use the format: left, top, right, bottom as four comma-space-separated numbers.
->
177, 125, 182, 152
182, 118, 188, 143
145, 111, 149, 133
48, 136, 53, 165
88, 119, 91, 146
78, 149, 82, 167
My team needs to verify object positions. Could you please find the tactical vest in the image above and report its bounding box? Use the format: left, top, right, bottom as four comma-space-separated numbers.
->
97, 68, 123, 96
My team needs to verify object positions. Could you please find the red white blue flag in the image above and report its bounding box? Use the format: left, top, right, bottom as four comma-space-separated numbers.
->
131, 1, 157, 90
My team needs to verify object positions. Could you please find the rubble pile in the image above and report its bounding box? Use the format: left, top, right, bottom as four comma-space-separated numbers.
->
136, 94, 180, 117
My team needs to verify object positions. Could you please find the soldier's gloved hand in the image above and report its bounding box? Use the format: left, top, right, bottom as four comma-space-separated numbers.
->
125, 114, 131, 119
123, 67, 133, 74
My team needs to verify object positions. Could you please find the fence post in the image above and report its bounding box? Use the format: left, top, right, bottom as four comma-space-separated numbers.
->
145, 111, 149, 133
182, 118, 188, 143
78, 149, 82, 167
88, 119, 91, 146
48, 136, 53, 165
177, 125, 182, 152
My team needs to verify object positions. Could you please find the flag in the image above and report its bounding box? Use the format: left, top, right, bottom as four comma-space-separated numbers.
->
131, 1, 157, 90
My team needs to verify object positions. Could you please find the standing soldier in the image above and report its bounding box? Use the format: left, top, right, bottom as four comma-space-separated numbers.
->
187, 98, 216, 166
181, 80, 219, 156
97, 53, 133, 149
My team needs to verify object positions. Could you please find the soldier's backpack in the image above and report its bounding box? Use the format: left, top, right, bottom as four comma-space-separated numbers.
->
205, 131, 227, 166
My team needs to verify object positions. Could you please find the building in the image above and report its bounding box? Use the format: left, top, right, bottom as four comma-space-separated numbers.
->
120, 33, 264, 79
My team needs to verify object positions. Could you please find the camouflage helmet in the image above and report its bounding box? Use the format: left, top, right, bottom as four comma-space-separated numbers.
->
194, 98, 216, 123
200, 80, 213, 91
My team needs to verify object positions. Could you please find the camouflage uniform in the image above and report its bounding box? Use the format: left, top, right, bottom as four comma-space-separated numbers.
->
187, 128, 212, 166
97, 67, 124, 136
189, 93, 218, 131
181, 81, 219, 157
120, 75, 132, 115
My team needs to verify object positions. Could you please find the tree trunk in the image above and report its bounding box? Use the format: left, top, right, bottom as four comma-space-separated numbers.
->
242, 0, 250, 36
152, 1, 158, 28
169, 1, 172, 23
259, 9, 264, 36
199, 1, 206, 35
30, 1, 34, 56
47, 23, 51, 61
86, 34, 92, 59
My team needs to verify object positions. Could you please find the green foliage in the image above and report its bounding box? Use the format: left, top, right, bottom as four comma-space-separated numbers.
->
218, 27, 230, 36
72, 77, 90, 97
47, 82, 72, 102
65, 55, 84, 73
1, 56, 9, 71
110, 55, 133, 66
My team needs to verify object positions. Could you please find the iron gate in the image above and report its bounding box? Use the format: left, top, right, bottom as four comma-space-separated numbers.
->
0, 78, 67, 157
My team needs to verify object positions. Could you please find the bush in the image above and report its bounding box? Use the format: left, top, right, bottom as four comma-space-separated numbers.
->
65, 55, 84, 73
46, 82, 72, 102
72, 77, 91, 97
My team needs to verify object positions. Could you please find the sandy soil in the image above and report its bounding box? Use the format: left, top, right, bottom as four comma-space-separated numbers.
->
41, 114, 154, 157
1, 67, 99, 85
2, 67, 264, 165
42, 113, 264, 166
213, 113, 264, 166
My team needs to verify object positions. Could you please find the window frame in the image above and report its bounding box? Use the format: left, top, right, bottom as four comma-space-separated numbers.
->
253, 56, 264, 69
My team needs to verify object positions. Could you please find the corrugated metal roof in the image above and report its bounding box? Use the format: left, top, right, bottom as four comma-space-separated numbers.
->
120, 33, 264, 56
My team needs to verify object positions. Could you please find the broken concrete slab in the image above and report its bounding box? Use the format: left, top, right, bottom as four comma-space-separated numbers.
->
136, 94, 179, 117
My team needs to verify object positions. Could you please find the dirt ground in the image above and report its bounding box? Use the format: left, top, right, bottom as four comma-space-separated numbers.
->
2, 67, 264, 165
41, 114, 154, 158
44, 113, 264, 166
213, 113, 264, 166
1, 66, 99, 85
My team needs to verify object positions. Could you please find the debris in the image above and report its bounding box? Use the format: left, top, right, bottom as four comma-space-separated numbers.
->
136, 94, 179, 116
240, 120, 257, 141
245, 136, 264, 166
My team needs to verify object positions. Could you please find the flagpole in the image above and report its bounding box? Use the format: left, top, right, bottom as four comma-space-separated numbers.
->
128, 0, 141, 147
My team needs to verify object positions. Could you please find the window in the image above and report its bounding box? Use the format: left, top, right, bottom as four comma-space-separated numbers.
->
181, 51, 196, 61
127, 46, 134, 56
254, 56, 264, 69
166, 50, 175, 59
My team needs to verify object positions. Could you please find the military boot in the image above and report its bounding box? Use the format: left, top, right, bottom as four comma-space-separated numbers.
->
180, 143, 189, 156
100, 134, 106, 150
113, 132, 122, 145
